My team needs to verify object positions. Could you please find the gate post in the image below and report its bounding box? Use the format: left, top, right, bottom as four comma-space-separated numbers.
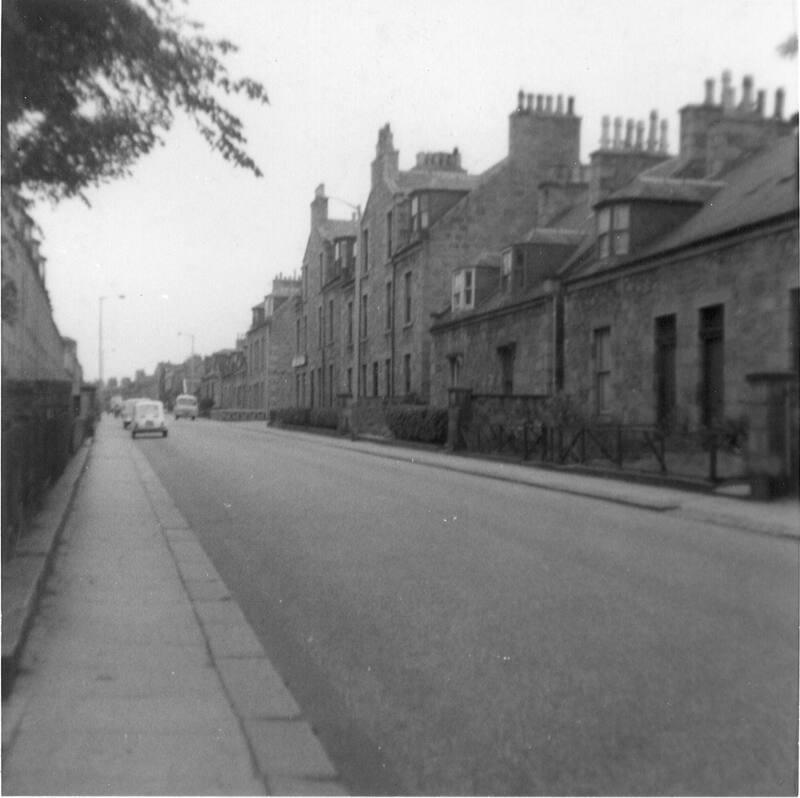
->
447, 388, 472, 452
744, 372, 799, 499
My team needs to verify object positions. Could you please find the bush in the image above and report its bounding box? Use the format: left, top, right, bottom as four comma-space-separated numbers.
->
198, 397, 214, 418
385, 406, 448, 444
269, 407, 339, 429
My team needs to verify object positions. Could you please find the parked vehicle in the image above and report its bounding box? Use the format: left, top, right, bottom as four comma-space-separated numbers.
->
121, 398, 140, 429
131, 400, 167, 439
174, 394, 198, 420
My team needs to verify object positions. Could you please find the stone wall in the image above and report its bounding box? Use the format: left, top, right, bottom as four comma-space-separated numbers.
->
563, 223, 799, 427
430, 294, 556, 406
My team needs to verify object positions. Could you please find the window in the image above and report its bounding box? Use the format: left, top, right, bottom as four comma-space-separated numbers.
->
699, 304, 724, 426
385, 358, 392, 396
386, 210, 393, 258
361, 363, 367, 397
329, 299, 334, 343
449, 354, 462, 387
452, 269, 475, 311
304, 315, 308, 351
502, 250, 512, 292
361, 293, 368, 338
654, 314, 677, 428
404, 272, 412, 324
597, 204, 630, 258
498, 344, 515, 395
296, 318, 301, 352
403, 354, 412, 395
372, 362, 379, 396
318, 305, 323, 347
319, 252, 324, 288
347, 300, 353, 346
593, 327, 612, 413
410, 194, 429, 233
329, 364, 334, 406
386, 281, 393, 330
513, 248, 525, 291
347, 367, 353, 396
362, 229, 369, 272
310, 370, 315, 409
334, 240, 342, 268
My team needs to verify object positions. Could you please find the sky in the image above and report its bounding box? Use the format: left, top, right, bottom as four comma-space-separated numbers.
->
31, 0, 798, 383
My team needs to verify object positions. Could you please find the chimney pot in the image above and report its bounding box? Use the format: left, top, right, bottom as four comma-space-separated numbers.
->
756, 90, 766, 116
545, 95, 553, 113
315, 183, 325, 198
613, 116, 623, 149
624, 119, 634, 149
775, 87, 785, 119
536, 94, 544, 112
704, 78, 715, 105
635, 120, 645, 150
647, 110, 658, 151
659, 119, 668, 153
526, 93, 534, 112
517, 89, 525, 111
721, 70, 734, 112
740, 75, 754, 110
567, 96, 575, 115
600, 115, 611, 149
556, 95, 564, 114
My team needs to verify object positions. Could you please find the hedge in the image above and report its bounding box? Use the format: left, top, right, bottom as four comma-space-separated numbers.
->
270, 407, 339, 429
385, 406, 447, 444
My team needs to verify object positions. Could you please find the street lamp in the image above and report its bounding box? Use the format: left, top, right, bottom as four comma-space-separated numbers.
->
98, 293, 125, 385
177, 331, 196, 392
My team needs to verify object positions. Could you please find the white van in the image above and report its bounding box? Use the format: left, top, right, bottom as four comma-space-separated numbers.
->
174, 394, 198, 420
131, 400, 167, 438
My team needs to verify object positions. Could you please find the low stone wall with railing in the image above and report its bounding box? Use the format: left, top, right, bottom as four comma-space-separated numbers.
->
209, 408, 267, 422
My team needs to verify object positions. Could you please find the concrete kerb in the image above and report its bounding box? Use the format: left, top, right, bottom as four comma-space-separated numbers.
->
1, 436, 94, 698
129, 444, 346, 795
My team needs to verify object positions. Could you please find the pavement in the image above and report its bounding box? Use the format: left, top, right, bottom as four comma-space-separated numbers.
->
1, 416, 345, 796
2, 416, 798, 795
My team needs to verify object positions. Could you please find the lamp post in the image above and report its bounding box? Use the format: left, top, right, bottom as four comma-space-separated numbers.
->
178, 331, 196, 392
330, 198, 362, 399
98, 294, 125, 385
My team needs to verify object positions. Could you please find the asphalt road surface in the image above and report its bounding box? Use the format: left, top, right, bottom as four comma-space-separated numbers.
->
135, 418, 798, 795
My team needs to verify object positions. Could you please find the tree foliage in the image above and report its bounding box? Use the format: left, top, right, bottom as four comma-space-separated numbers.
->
2, 0, 269, 200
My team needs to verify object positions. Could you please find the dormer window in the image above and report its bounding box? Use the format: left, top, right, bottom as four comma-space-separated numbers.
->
502, 250, 512, 291
452, 269, 474, 311
410, 193, 430, 233
598, 204, 630, 258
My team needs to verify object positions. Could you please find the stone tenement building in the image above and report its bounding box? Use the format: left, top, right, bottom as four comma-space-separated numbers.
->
428, 74, 797, 442
239, 70, 796, 477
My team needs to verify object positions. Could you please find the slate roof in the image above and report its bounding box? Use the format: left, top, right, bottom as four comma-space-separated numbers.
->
641, 132, 797, 255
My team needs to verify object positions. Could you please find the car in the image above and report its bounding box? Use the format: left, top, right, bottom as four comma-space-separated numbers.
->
131, 400, 167, 438
174, 394, 198, 420
121, 398, 140, 429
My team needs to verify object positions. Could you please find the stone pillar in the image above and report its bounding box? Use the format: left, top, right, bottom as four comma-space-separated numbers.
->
744, 372, 799, 499
447, 388, 472, 452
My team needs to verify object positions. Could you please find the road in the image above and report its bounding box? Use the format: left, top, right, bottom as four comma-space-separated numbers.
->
135, 418, 798, 795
